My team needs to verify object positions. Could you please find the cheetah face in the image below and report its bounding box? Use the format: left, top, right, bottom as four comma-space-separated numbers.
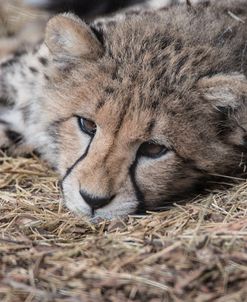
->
40, 14, 247, 219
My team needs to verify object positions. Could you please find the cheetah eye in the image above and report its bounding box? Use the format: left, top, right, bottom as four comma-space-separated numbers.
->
78, 117, 97, 136
138, 142, 168, 159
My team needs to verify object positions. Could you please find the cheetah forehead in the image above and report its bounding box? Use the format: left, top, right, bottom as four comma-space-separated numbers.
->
92, 6, 247, 97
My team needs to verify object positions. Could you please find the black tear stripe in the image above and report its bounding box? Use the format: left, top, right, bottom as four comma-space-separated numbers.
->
58, 179, 66, 205
49, 115, 94, 183
62, 137, 93, 183
129, 158, 146, 214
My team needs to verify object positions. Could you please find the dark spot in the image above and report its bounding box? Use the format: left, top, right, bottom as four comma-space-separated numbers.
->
168, 110, 176, 116
178, 74, 188, 84
5, 130, 22, 144
1, 57, 19, 68
111, 68, 122, 82
38, 57, 48, 66
54, 61, 75, 74
185, 104, 194, 112
174, 39, 183, 52
146, 119, 155, 135
44, 74, 50, 81
129, 71, 138, 81
156, 34, 172, 50
13, 49, 27, 57
105, 87, 114, 94
195, 49, 205, 56
96, 99, 106, 110
0, 97, 15, 107
29, 67, 38, 74
151, 100, 159, 110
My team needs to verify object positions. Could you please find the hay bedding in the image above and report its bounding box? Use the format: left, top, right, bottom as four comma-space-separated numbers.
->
1, 154, 247, 302
0, 2, 247, 302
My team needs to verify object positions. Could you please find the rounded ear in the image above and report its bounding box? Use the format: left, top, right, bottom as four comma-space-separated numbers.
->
198, 73, 247, 110
45, 13, 104, 61
198, 73, 247, 147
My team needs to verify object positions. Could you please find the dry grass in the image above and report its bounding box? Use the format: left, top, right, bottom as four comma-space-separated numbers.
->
1, 152, 247, 302
0, 0, 48, 36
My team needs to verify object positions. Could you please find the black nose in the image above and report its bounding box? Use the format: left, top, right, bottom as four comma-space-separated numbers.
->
80, 190, 113, 210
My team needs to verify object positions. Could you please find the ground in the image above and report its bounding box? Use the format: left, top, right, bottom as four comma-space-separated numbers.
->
0, 152, 247, 302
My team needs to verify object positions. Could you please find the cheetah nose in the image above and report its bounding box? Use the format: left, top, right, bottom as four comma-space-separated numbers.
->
79, 190, 114, 210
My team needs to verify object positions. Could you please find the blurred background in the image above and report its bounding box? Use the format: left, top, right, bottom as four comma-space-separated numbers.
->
0, 0, 150, 43
0, 0, 185, 58
23, 0, 148, 18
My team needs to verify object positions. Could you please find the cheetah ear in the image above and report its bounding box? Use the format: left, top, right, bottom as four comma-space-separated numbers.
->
45, 13, 103, 61
198, 73, 247, 147
198, 73, 247, 110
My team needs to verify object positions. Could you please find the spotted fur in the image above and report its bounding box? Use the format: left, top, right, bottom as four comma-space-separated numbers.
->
1, 0, 247, 219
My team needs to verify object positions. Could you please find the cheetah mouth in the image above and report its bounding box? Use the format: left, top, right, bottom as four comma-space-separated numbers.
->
89, 200, 139, 220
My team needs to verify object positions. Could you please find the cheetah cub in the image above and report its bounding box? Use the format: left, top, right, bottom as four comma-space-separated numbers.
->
1, 1, 247, 219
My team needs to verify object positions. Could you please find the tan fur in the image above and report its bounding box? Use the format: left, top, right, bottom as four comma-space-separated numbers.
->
2, 1, 247, 219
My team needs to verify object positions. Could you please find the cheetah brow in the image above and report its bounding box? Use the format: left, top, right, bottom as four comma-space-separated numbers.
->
50, 116, 75, 127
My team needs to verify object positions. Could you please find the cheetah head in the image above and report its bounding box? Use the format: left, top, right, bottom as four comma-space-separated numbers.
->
40, 13, 247, 219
